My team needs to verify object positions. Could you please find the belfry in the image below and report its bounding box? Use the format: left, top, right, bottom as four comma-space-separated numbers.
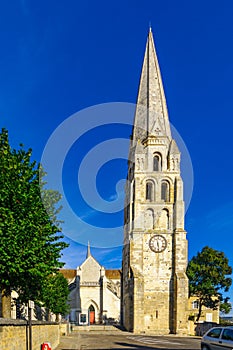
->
122, 28, 189, 334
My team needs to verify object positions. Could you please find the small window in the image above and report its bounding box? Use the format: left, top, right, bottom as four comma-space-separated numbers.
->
192, 300, 199, 309
153, 154, 161, 171
161, 181, 170, 202
207, 328, 222, 338
153, 156, 159, 171
146, 182, 153, 201
205, 313, 212, 322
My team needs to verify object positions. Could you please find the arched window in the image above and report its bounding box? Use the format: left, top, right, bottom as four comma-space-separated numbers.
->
146, 181, 153, 201
161, 181, 170, 202
144, 209, 154, 229
159, 209, 169, 229
89, 305, 95, 312
153, 153, 162, 171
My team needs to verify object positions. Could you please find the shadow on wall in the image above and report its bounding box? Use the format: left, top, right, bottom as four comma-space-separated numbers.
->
194, 322, 218, 336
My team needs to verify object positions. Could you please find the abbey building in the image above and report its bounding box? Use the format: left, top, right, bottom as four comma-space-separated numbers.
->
122, 28, 189, 334
60, 29, 220, 334
0, 30, 220, 334
61, 243, 121, 325
0, 29, 219, 333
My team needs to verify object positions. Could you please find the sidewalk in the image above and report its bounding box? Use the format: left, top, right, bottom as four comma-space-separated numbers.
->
54, 327, 131, 350
54, 330, 201, 350
55, 332, 122, 350
55, 333, 82, 350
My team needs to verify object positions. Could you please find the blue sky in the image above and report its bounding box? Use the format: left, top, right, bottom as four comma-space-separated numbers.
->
1, 1, 233, 301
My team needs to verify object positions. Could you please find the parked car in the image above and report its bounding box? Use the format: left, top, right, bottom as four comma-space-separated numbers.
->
201, 326, 233, 349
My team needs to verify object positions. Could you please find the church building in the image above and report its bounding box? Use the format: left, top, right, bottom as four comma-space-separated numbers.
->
122, 28, 189, 334
0, 30, 220, 333
57, 29, 219, 333
61, 243, 121, 325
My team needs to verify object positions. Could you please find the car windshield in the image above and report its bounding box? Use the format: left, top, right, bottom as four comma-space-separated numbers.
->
206, 328, 222, 338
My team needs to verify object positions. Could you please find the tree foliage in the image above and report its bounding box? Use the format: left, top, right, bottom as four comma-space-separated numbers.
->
187, 246, 232, 321
220, 297, 232, 315
0, 128, 68, 304
41, 273, 70, 320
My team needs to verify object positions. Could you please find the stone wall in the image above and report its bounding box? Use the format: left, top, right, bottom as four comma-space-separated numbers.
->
0, 319, 60, 350
188, 321, 218, 336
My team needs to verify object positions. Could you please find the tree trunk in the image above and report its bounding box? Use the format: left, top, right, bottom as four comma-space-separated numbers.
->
196, 301, 202, 322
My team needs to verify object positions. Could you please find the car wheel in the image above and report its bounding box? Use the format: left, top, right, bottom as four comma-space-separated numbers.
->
201, 346, 209, 350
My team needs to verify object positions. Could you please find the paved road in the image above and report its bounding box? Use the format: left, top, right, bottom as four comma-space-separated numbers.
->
55, 331, 201, 350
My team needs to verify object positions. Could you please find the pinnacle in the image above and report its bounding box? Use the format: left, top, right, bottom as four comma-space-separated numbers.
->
132, 30, 171, 142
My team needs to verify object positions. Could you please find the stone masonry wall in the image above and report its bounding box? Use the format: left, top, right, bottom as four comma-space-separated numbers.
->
0, 319, 60, 350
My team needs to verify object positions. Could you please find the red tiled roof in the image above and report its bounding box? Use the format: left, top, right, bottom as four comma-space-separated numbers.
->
59, 269, 76, 279
105, 269, 121, 279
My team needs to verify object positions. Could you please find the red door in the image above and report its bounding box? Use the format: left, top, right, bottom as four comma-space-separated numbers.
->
89, 305, 95, 324
89, 311, 95, 324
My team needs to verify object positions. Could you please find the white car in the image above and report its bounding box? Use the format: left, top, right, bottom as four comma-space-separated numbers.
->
201, 326, 233, 350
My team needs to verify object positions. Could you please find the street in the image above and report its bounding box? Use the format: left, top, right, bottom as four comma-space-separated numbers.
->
55, 331, 201, 349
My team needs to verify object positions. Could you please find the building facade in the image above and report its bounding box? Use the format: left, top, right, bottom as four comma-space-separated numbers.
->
188, 296, 219, 324
122, 29, 189, 334
61, 244, 121, 325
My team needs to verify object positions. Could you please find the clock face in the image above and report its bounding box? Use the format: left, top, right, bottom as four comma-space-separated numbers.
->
149, 235, 167, 253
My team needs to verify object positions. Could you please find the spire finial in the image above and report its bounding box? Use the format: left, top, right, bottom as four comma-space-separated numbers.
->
149, 22, 152, 33
86, 241, 91, 258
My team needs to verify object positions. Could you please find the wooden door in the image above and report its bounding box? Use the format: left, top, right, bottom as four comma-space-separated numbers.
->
89, 311, 95, 324
89, 305, 95, 324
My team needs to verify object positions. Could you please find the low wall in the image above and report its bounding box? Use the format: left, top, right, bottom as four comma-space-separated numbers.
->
188, 320, 217, 336
0, 319, 60, 350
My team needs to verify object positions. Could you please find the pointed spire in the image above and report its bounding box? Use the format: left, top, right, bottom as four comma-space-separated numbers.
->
86, 241, 91, 258
169, 139, 180, 155
133, 29, 171, 142
149, 22, 152, 33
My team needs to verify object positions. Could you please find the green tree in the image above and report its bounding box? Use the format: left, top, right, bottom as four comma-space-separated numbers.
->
220, 297, 232, 315
0, 128, 68, 305
41, 273, 70, 321
187, 246, 232, 321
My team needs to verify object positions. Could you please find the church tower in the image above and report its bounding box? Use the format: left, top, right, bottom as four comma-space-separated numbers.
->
122, 29, 189, 334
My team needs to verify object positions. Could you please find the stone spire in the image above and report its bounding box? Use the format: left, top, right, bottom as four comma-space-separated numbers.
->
122, 29, 188, 335
86, 241, 91, 258
132, 28, 172, 142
